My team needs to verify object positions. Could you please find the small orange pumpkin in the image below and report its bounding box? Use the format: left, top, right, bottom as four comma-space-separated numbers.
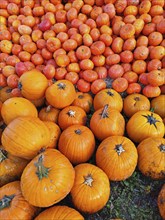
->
72, 92, 93, 113
151, 95, 165, 119
158, 184, 165, 220
0, 87, 12, 103
39, 105, 60, 123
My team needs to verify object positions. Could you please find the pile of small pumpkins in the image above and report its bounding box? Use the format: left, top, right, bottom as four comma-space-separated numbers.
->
0, 68, 164, 220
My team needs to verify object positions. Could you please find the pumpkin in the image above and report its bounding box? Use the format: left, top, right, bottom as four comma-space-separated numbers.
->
34, 205, 84, 220
58, 106, 87, 130
70, 163, 110, 214
96, 136, 138, 181
93, 89, 123, 112
21, 149, 75, 207
0, 87, 12, 103
58, 125, 95, 165
0, 122, 6, 144
157, 184, 165, 220
0, 146, 28, 187
126, 110, 164, 143
123, 94, 150, 118
90, 104, 125, 141
39, 105, 60, 123
72, 92, 93, 113
1, 97, 38, 125
0, 101, 2, 120
18, 69, 48, 100
45, 80, 76, 109
0, 181, 38, 220
30, 97, 45, 108
43, 121, 61, 149
151, 95, 165, 119
2, 116, 50, 160
137, 137, 165, 180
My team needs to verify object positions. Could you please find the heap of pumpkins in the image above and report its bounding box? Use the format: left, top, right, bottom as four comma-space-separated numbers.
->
0, 68, 164, 220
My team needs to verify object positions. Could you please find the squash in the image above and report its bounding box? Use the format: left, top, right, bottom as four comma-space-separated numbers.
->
0, 87, 12, 103
30, 97, 45, 108
39, 105, 60, 123
0, 101, 2, 120
96, 136, 138, 181
72, 92, 93, 113
151, 95, 165, 119
21, 149, 75, 207
158, 184, 165, 220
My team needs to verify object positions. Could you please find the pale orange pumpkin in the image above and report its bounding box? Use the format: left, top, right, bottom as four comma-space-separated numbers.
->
39, 105, 60, 123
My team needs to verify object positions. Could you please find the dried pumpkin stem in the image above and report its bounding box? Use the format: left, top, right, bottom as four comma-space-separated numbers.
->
75, 129, 81, 135
142, 113, 160, 129
35, 155, 49, 180
17, 82, 22, 90
0, 195, 15, 210
78, 95, 84, 99
101, 104, 109, 118
45, 105, 52, 113
115, 144, 125, 156
0, 148, 7, 162
159, 144, 165, 152
67, 110, 76, 117
84, 174, 93, 187
57, 83, 66, 90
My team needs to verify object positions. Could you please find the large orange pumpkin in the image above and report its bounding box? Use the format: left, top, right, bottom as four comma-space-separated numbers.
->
1, 116, 50, 160
18, 69, 48, 100
151, 95, 165, 119
137, 137, 165, 180
0, 181, 38, 220
90, 104, 125, 141
96, 136, 138, 181
34, 206, 84, 220
39, 105, 60, 123
126, 110, 164, 143
1, 97, 38, 125
45, 80, 76, 109
58, 125, 95, 165
70, 163, 110, 214
21, 149, 75, 207
158, 184, 165, 220
72, 92, 93, 113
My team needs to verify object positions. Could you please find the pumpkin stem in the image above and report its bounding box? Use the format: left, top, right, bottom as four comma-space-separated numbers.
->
35, 155, 49, 180
78, 95, 84, 99
84, 174, 93, 187
18, 82, 22, 90
45, 105, 52, 113
159, 144, 165, 152
57, 82, 66, 90
67, 110, 76, 117
75, 129, 81, 135
142, 113, 160, 129
101, 104, 109, 118
106, 90, 114, 96
0, 195, 15, 210
0, 148, 8, 162
134, 97, 140, 101
150, 107, 155, 113
115, 144, 125, 156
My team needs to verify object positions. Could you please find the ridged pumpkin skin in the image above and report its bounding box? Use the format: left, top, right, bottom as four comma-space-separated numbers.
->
21, 149, 75, 207
58, 125, 95, 165
96, 136, 138, 181
18, 69, 48, 100
0, 181, 38, 220
2, 116, 50, 160
34, 206, 84, 220
72, 92, 93, 113
1, 97, 38, 125
158, 184, 165, 220
123, 94, 150, 118
90, 105, 125, 141
126, 111, 165, 143
71, 163, 110, 214
93, 89, 123, 112
45, 80, 76, 109
137, 137, 165, 180
58, 106, 87, 130
39, 105, 60, 124
151, 95, 165, 119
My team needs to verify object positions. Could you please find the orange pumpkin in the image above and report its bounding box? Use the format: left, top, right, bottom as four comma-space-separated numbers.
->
1, 97, 38, 125
151, 95, 165, 119
93, 88, 123, 112
158, 184, 165, 220
21, 149, 75, 207
58, 106, 87, 130
2, 116, 50, 160
126, 110, 164, 143
45, 80, 76, 109
30, 97, 45, 108
58, 125, 95, 165
123, 93, 150, 118
0, 87, 12, 103
18, 69, 48, 100
70, 163, 110, 214
0, 146, 28, 187
39, 105, 60, 123
0, 101, 2, 120
72, 92, 93, 113
137, 137, 165, 180
0, 181, 38, 220
96, 136, 138, 181
34, 206, 84, 220
43, 121, 61, 149
90, 104, 125, 141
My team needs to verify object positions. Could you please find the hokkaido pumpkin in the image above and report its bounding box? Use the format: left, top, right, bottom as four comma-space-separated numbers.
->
90, 104, 125, 141
58, 106, 87, 130
0, 87, 12, 103
70, 163, 110, 214
18, 69, 48, 100
1, 97, 38, 125
34, 206, 84, 220
93, 88, 123, 112
0, 146, 28, 187
21, 149, 75, 207
2, 116, 50, 160
96, 136, 138, 181
126, 110, 165, 143
72, 92, 93, 113
158, 184, 165, 220
39, 105, 60, 123
0, 181, 38, 220
151, 95, 165, 119
45, 80, 76, 109
137, 137, 165, 180
58, 125, 95, 165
